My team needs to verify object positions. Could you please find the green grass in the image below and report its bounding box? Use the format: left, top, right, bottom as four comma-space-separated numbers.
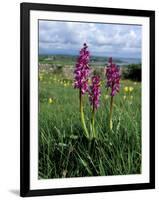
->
38, 72, 141, 179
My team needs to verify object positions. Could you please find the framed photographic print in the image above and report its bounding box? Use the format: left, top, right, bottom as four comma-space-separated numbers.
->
20, 2, 155, 197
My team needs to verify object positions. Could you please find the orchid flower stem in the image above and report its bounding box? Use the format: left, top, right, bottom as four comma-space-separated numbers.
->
109, 96, 114, 131
91, 107, 95, 138
79, 90, 89, 138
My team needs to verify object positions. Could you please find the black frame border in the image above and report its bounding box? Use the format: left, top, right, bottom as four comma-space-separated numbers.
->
20, 2, 155, 197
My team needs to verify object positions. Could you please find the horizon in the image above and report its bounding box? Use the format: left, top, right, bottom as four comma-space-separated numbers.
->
38, 53, 141, 61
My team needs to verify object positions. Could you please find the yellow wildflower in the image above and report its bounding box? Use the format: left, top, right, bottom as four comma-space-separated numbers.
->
123, 95, 126, 100
48, 98, 53, 104
124, 86, 129, 93
129, 86, 134, 92
104, 95, 109, 100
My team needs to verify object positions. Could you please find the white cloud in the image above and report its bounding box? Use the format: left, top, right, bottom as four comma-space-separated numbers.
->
39, 20, 141, 58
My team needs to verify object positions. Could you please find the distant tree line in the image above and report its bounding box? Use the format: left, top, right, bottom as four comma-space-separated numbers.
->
122, 64, 141, 81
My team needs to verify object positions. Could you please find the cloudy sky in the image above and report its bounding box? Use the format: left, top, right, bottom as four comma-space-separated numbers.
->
39, 20, 141, 58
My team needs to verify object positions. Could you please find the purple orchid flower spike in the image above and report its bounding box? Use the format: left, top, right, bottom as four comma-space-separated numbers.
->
74, 43, 90, 95
106, 57, 120, 96
105, 57, 121, 130
89, 76, 101, 110
89, 75, 101, 138
73, 43, 90, 138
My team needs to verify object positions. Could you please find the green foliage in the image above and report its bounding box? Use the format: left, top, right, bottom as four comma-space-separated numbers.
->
93, 68, 105, 78
38, 72, 141, 179
122, 64, 141, 81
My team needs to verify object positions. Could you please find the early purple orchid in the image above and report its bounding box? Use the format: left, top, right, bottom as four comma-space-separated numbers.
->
106, 57, 120, 96
89, 75, 101, 138
74, 43, 90, 95
105, 57, 121, 130
89, 76, 101, 110
74, 43, 90, 138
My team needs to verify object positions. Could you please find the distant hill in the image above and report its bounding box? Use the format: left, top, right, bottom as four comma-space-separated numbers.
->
39, 54, 141, 67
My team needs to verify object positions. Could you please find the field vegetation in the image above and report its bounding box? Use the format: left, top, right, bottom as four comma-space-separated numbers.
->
38, 55, 141, 179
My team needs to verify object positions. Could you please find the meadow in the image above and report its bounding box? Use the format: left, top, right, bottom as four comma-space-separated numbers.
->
38, 62, 141, 179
